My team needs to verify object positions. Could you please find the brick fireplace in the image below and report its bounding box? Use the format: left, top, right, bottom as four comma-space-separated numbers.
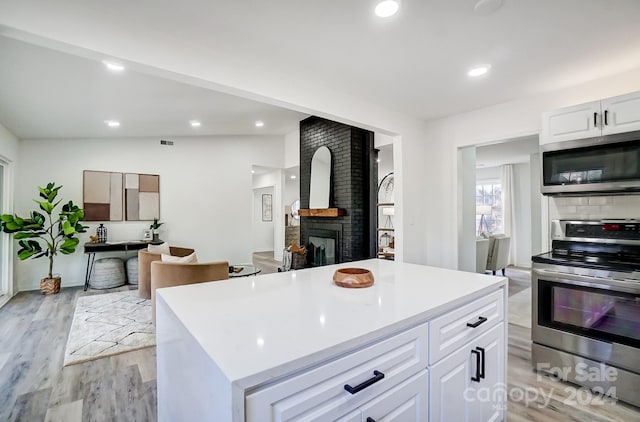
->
299, 116, 377, 265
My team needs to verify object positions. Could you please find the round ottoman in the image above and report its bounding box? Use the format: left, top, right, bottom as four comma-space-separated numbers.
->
126, 256, 139, 285
90, 257, 126, 289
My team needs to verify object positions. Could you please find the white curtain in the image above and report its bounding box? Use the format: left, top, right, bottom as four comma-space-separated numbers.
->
501, 164, 517, 266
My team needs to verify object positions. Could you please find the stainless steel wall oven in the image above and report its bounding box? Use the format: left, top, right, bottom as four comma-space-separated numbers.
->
532, 220, 640, 407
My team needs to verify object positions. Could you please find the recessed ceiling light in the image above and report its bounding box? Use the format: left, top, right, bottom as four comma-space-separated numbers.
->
251, 170, 255, 174
190, 120, 201, 127
290, 175, 297, 179
105, 120, 120, 127
102, 60, 125, 72
468, 65, 491, 77
255, 121, 264, 127
376, 158, 382, 163
375, 0, 399, 17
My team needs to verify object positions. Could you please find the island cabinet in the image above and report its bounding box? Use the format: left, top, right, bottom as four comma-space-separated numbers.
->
156, 259, 507, 422
245, 324, 429, 421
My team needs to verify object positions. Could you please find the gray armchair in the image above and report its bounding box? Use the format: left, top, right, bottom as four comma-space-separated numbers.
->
486, 234, 511, 276
476, 238, 490, 273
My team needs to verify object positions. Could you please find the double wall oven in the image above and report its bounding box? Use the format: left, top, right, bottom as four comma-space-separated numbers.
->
532, 220, 640, 407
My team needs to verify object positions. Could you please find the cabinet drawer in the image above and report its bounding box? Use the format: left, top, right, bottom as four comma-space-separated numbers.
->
246, 323, 428, 422
429, 289, 504, 364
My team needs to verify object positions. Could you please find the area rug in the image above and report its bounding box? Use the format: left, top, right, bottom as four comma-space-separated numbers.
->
63, 290, 155, 366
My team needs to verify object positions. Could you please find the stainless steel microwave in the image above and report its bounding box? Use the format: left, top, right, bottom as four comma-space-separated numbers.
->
541, 130, 640, 195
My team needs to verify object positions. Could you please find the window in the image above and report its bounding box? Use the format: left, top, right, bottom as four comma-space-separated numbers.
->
476, 182, 503, 235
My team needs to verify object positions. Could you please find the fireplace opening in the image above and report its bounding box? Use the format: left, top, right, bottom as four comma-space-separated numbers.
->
303, 225, 342, 267
309, 236, 336, 266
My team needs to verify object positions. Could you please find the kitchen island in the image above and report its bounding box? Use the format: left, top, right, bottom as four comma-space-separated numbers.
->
156, 259, 507, 421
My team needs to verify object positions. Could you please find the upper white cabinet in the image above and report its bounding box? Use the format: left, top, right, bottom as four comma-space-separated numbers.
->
541, 91, 640, 144
601, 91, 640, 135
541, 101, 601, 144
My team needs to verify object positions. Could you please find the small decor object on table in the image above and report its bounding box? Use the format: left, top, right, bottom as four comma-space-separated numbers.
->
142, 229, 152, 242
0, 182, 87, 294
97, 223, 107, 243
333, 268, 374, 288
149, 218, 163, 241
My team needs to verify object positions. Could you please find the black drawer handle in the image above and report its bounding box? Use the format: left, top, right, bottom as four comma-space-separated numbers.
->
467, 316, 488, 328
477, 346, 485, 379
594, 112, 597, 127
604, 109, 609, 125
344, 370, 385, 394
471, 348, 482, 382
366, 418, 376, 422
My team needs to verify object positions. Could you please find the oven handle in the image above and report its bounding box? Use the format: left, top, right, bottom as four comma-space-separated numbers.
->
533, 268, 640, 294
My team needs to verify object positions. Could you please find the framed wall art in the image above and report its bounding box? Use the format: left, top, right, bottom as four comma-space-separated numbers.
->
262, 194, 272, 222
83, 170, 160, 222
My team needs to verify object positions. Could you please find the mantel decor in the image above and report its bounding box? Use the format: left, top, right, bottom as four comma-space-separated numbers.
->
298, 208, 346, 217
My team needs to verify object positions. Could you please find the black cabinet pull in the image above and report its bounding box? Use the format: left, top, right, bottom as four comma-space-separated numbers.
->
604, 109, 609, 125
477, 347, 486, 379
471, 349, 481, 382
366, 418, 376, 422
466, 316, 488, 328
594, 112, 597, 127
344, 370, 385, 394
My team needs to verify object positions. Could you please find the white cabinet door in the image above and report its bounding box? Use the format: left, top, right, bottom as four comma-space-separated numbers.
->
360, 370, 428, 422
336, 409, 362, 422
601, 91, 640, 135
471, 324, 505, 422
541, 101, 601, 144
430, 324, 505, 422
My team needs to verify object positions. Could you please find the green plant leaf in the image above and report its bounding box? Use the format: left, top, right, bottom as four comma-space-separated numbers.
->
14, 232, 41, 239
59, 237, 79, 254
35, 200, 54, 214
62, 221, 74, 236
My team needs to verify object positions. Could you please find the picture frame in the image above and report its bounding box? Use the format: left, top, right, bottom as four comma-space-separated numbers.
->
142, 229, 152, 242
262, 194, 273, 221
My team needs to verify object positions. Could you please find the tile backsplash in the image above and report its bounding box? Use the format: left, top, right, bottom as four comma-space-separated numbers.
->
549, 195, 640, 220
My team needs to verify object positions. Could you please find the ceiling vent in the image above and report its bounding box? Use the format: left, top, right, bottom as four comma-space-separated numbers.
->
160, 140, 174, 146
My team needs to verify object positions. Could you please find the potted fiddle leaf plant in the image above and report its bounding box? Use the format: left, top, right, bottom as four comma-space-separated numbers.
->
0, 182, 88, 294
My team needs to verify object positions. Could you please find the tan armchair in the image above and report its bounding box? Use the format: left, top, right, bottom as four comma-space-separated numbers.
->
486, 234, 511, 276
138, 246, 195, 299
150, 260, 229, 322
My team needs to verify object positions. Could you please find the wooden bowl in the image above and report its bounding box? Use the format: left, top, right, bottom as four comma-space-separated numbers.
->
333, 268, 374, 288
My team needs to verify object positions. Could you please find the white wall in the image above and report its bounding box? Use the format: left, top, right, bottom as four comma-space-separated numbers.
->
252, 186, 274, 252
513, 162, 532, 267
476, 167, 500, 181
284, 129, 300, 169
0, 122, 18, 297
15, 135, 284, 291
426, 68, 640, 270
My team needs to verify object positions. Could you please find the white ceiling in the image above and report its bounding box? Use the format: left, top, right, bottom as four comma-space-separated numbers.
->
1, 1, 640, 137
0, 36, 309, 139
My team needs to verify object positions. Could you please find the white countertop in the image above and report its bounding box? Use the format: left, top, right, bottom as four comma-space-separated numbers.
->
157, 259, 506, 389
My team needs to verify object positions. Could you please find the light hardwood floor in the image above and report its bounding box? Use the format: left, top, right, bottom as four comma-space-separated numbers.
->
0, 268, 638, 421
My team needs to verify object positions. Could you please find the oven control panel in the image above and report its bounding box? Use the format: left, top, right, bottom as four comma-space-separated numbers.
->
565, 222, 640, 240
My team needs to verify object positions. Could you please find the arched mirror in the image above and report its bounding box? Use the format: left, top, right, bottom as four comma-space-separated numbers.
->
309, 146, 331, 208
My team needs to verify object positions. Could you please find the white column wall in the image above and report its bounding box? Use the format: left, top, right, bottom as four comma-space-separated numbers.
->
0, 122, 18, 297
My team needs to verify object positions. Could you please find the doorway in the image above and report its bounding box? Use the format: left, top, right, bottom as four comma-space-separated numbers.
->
458, 135, 543, 273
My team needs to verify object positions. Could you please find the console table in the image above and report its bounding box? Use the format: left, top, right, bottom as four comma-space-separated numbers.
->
83, 241, 162, 291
